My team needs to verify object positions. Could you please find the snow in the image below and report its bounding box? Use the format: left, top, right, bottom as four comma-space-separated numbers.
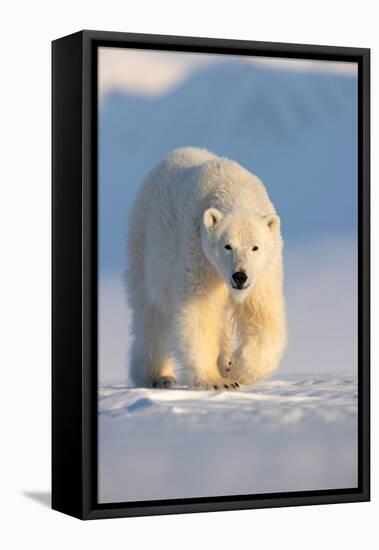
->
98, 373, 358, 503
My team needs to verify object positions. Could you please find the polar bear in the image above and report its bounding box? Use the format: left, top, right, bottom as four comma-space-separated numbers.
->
126, 147, 286, 390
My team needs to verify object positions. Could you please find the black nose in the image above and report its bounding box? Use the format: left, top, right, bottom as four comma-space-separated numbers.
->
232, 271, 248, 286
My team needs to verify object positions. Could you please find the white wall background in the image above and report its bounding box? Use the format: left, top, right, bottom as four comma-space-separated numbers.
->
0, 1, 376, 548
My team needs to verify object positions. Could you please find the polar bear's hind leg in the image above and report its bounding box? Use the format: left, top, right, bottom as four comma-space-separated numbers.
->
129, 303, 176, 388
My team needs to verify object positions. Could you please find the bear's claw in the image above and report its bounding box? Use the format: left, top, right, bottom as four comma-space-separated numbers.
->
200, 380, 240, 391
151, 376, 177, 389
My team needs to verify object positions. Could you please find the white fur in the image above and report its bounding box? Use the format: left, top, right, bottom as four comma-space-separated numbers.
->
126, 147, 286, 389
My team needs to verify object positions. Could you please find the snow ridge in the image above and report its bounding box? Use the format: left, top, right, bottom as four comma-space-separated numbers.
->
99, 374, 357, 430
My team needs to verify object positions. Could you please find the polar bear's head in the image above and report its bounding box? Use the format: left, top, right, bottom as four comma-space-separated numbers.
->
201, 207, 281, 303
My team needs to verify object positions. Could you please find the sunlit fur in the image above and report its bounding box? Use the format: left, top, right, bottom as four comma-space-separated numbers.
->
126, 147, 286, 389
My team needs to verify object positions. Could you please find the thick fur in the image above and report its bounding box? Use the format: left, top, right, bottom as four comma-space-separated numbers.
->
126, 147, 286, 389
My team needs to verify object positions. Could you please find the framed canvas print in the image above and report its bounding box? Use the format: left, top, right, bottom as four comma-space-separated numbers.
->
52, 30, 370, 520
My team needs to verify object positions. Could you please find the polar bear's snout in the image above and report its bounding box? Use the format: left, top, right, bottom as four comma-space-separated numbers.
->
232, 271, 248, 289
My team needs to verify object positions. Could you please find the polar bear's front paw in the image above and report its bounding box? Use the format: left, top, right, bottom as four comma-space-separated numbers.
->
151, 376, 177, 389
218, 353, 234, 377
225, 351, 257, 385
225, 352, 251, 385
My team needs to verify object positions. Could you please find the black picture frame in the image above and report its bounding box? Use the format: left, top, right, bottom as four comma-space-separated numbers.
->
52, 30, 370, 520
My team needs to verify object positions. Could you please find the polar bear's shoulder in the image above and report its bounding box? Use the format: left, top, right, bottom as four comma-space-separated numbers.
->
142, 147, 218, 190
192, 155, 274, 214
162, 147, 218, 170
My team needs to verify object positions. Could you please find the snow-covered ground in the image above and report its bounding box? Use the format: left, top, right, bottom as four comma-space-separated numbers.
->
98, 373, 357, 503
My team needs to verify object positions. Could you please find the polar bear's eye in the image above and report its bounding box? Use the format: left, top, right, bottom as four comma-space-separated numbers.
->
224, 244, 232, 250
252, 245, 259, 251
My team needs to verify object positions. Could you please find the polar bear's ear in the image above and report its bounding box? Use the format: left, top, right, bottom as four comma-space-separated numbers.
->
203, 208, 223, 229
264, 213, 280, 231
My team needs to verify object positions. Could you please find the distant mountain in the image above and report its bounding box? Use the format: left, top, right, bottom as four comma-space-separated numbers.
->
99, 61, 357, 272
